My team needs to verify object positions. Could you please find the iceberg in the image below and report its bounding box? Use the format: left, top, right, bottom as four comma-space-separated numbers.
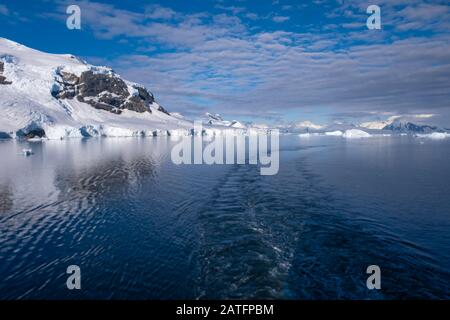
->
416, 132, 450, 140
343, 129, 371, 139
298, 132, 320, 138
324, 130, 343, 136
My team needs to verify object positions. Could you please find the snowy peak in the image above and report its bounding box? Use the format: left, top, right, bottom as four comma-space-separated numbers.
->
1, 37, 158, 116
204, 112, 247, 129
206, 112, 224, 122
0, 37, 188, 139
359, 116, 401, 130
295, 121, 323, 131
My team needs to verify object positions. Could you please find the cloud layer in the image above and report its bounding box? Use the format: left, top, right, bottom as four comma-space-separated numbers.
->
38, 1, 450, 125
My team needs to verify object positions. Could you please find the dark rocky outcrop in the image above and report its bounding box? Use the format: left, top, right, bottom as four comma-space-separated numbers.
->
79, 71, 129, 97
123, 96, 149, 113
157, 105, 170, 115
0, 61, 12, 85
53, 69, 158, 115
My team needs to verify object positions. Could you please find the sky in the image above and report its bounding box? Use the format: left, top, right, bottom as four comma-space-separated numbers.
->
1, 0, 450, 127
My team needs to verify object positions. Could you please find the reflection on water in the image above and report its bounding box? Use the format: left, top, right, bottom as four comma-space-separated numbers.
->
0, 184, 13, 213
0, 136, 449, 299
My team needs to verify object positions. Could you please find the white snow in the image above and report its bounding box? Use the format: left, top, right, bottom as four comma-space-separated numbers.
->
359, 116, 401, 130
416, 132, 450, 140
0, 37, 197, 139
324, 130, 343, 136
204, 112, 247, 129
343, 129, 372, 138
230, 120, 247, 129
298, 132, 320, 138
170, 112, 185, 119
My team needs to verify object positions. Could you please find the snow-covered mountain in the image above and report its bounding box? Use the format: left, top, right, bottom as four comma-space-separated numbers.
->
359, 116, 401, 130
204, 112, 246, 129
295, 120, 324, 131
204, 112, 244, 128
0, 38, 195, 139
383, 120, 439, 133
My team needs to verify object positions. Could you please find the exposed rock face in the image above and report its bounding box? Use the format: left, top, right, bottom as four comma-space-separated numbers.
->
0, 61, 12, 85
52, 69, 156, 115
79, 71, 129, 97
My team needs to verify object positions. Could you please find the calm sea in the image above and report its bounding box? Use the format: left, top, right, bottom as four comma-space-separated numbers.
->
0, 135, 449, 299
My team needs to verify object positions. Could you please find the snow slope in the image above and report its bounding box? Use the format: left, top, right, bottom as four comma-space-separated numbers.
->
359, 116, 401, 130
0, 38, 194, 139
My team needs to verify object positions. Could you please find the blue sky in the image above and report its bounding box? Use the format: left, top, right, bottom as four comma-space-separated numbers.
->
1, 0, 450, 126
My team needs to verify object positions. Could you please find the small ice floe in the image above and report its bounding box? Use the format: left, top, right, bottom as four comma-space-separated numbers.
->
22, 149, 34, 156
27, 137, 43, 142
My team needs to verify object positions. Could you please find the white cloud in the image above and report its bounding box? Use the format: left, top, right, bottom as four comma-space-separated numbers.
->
414, 114, 435, 119
145, 5, 176, 20
272, 16, 290, 23
43, 1, 450, 124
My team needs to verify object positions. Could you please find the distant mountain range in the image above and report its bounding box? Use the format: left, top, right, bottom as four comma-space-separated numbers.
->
272, 119, 447, 135
382, 121, 439, 133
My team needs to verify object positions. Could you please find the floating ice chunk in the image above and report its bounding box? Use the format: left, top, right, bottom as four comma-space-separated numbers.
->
298, 132, 320, 138
343, 129, 371, 138
27, 137, 44, 142
298, 133, 311, 138
324, 130, 343, 136
416, 132, 450, 140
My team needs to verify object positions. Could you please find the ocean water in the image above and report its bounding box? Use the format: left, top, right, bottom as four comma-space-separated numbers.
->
0, 135, 449, 299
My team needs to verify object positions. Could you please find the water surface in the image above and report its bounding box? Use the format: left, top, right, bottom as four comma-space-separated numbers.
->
0, 135, 449, 299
